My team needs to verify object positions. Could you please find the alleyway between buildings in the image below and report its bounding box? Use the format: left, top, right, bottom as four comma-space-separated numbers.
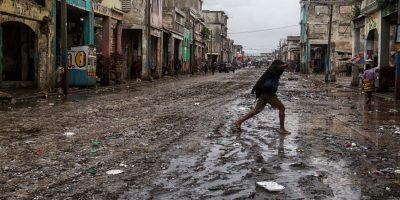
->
1, 68, 400, 199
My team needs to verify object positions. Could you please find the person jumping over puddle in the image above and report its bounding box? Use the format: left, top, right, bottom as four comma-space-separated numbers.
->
234, 60, 290, 134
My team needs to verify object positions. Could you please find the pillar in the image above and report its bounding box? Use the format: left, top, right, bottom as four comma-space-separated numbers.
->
351, 27, 360, 86
116, 21, 123, 54
379, 11, 390, 67
102, 17, 112, 58
0, 25, 2, 82
83, 11, 94, 45
141, 29, 149, 79
52, 0, 57, 87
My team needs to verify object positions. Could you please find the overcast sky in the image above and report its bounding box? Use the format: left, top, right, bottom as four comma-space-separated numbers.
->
203, 0, 300, 55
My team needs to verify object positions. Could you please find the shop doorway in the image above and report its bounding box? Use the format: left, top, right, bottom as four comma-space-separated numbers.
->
366, 29, 379, 66
1, 22, 36, 84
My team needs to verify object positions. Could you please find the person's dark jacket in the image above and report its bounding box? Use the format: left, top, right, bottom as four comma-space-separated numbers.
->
251, 60, 285, 98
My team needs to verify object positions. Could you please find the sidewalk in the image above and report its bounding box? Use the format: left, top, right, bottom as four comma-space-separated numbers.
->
0, 74, 201, 102
309, 74, 396, 100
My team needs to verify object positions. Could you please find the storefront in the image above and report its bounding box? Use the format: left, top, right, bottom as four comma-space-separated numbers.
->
0, 0, 53, 91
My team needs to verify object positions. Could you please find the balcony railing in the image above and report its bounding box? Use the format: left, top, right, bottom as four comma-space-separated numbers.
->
173, 22, 184, 34
361, 0, 378, 14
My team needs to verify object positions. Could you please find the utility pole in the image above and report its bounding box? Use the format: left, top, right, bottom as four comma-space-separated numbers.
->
147, 0, 152, 79
61, 0, 68, 95
210, 30, 213, 71
220, 33, 223, 64
325, 4, 333, 83
395, 2, 400, 100
191, 19, 195, 75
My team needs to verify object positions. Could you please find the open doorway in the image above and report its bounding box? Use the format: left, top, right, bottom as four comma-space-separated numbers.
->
1, 22, 36, 84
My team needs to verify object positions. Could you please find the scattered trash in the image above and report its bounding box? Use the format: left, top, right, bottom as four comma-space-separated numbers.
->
64, 132, 76, 137
256, 181, 285, 192
386, 187, 391, 191
106, 169, 124, 175
394, 170, 400, 174
90, 149, 97, 156
92, 140, 103, 145
194, 102, 200, 106
49, 103, 55, 106
208, 185, 225, 191
289, 162, 309, 169
233, 143, 241, 147
296, 148, 304, 153
88, 167, 97, 176
119, 163, 128, 168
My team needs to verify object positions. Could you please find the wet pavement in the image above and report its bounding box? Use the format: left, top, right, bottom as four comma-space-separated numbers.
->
1, 68, 400, 199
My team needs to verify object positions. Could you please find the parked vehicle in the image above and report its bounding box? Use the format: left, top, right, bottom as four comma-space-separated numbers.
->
218, 63, 235, 73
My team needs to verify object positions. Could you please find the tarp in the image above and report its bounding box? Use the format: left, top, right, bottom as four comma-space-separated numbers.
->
348, 55, 364, 64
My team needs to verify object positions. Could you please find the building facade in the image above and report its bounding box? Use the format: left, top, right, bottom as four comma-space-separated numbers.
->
300, 0, 353, 74
0, 0, 54, 91
352, 0, 398, 91
203, 10, 228, 64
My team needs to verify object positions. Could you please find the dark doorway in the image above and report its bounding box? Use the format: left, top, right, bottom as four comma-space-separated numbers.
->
1, 22, 36, 82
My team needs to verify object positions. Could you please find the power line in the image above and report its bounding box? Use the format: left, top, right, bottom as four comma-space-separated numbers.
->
228, 24, 299, 35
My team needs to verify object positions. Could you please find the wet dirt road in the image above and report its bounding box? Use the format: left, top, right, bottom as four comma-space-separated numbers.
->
1, 68, 400, 199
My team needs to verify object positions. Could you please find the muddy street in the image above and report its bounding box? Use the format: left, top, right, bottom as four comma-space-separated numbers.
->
1, 68, 400, 199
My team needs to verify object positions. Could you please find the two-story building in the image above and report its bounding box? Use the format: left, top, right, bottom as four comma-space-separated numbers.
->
352, 0, 398, 91
203, 10, 229, 64
122, 0, 163, 80
300, 0, 353, 74
287, 36, 301, 68
163, 0, 186, 75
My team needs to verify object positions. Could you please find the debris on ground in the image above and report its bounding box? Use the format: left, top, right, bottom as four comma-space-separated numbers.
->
106, 170, 124, 175
256, 181, 285, 192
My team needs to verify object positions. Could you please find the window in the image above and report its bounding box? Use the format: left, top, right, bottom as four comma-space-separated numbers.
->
315, 6, 328, 15
121, 0, 132, 12
311, 24, 327, 34
340, 6, 352, 14
152, 0, 160, 13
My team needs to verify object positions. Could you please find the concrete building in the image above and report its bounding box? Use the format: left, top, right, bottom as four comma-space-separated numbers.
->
352, 0, 398, 91
176, 0, 206, 73
122, 0, 163, 80
0, 0, 54, 91
163, 0, 205, 74
203, 10, 229, 64
162, 0, 186, 75
287, 36, 301, 68
300, 0, 353, 74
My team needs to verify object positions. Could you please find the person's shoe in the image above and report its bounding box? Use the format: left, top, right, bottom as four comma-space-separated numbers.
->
279, 129, 291, 135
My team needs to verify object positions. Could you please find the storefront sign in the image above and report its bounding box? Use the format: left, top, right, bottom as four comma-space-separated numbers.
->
93, 2, 111, 16
66, 0, 91, 11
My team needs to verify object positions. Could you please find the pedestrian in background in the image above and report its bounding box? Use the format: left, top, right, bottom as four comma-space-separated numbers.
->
362, 64, 376, 104
234, 60, 290, 134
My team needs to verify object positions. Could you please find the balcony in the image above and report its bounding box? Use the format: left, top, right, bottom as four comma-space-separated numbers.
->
361, 0, 378, 14
173, 22, 184, 34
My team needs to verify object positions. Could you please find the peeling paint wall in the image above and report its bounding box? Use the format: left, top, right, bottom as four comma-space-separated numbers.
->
307, 2, 352, 52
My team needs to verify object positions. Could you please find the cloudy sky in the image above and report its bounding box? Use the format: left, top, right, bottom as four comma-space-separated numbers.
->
203, 0, 300, 55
